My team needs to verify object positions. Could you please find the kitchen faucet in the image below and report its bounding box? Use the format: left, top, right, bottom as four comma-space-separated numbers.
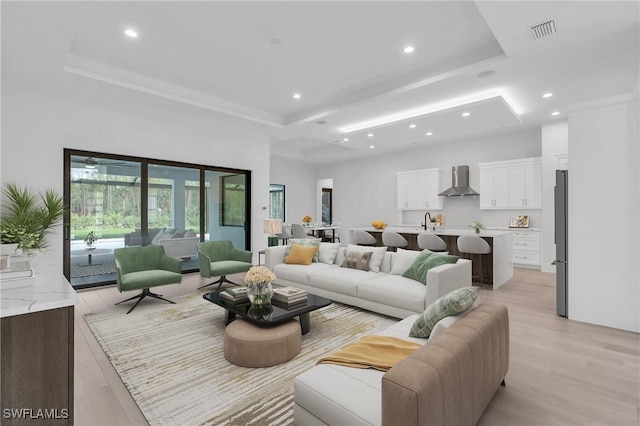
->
423, 211, 432, 231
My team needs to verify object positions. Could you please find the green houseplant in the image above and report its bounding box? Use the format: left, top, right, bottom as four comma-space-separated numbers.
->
84, 230, 98, 249
0, 182, 65, 256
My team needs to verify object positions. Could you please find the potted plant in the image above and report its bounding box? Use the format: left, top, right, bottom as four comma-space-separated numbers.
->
471, 220, 485, 234
302, 215, 312, 226
0, 182, 65, 256
84, 231, 98, 250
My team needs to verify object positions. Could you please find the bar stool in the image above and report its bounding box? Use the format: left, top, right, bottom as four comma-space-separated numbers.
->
381, 230, 408, 252
417, 232, 447, 252
352, 230, 377, 246
457, 235, 491, 285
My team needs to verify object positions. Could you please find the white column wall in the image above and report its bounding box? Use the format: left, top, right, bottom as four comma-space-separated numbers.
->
567, 93, 639, 332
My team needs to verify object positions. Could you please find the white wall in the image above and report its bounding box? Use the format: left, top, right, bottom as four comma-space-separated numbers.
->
541, 121, 569, 273
567, 93, 639, 332
314, 129, 542, 243
1, 89, 271, 266
269, 155, 316, 225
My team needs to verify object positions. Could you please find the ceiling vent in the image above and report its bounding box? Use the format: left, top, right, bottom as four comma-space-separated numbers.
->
530, 20, 556, 39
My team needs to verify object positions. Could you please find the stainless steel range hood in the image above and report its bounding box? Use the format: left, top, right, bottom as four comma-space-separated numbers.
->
438, 165, 479, 197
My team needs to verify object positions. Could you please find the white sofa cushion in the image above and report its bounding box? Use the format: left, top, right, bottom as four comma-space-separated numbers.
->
294, 364, 384, 426
357, 275, 427, 313
318, 243, 341, 264
272, 262, 334, 286
389, 248, 420, 275
309, 266, 377, 297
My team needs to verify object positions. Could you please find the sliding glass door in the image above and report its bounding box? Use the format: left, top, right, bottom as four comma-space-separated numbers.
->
64, 149, 251, 289
67, 154, 141, 288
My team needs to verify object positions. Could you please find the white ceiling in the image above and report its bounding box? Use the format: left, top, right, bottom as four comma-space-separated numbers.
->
2, 1, 639, 164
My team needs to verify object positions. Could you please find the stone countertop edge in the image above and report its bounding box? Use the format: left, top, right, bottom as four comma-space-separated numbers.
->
1, 266, 79, 318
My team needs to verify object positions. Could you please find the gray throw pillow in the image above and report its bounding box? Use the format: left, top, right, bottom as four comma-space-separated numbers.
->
409, 287, 480, 338
340, 250, 373, 271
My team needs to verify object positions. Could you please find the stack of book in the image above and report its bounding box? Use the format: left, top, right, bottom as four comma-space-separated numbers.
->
272, 286, 308, 308
219, 286, 249, 303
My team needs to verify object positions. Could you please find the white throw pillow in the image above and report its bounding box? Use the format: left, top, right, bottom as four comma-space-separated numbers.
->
345, 244, 387, 273
318, 243, 341, 264
151, 230, 170, 245
390, 248, 421, 275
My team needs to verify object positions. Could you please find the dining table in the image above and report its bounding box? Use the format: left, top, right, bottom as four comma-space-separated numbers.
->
284, 224, 341, 242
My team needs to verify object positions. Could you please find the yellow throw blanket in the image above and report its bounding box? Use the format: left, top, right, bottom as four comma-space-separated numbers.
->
317, 335, 422, 372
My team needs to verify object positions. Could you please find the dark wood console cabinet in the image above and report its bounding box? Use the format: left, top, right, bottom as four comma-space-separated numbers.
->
1, 306, 74, 425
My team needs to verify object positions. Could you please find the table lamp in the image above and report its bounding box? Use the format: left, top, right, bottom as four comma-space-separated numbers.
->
263, 219, 283, 247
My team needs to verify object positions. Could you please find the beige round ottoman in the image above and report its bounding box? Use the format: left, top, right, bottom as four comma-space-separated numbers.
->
224, 319, 302, 367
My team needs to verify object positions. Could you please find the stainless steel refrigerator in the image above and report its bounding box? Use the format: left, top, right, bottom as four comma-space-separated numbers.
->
553, 170, 568, 317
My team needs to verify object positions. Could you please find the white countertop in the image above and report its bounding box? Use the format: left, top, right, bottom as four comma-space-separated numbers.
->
1, 264, 79, 318
360, 226, 513, 237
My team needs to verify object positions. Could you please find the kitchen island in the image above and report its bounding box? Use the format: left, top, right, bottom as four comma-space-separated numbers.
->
350, 227, 513, 289
1, 266, 79, 425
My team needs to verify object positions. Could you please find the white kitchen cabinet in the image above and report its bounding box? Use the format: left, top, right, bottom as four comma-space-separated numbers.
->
396, 168, 443, 210
508, 161, 542, 208
479, 166, 509, 209
511, 230, 541, 268
479, 157, 542, 210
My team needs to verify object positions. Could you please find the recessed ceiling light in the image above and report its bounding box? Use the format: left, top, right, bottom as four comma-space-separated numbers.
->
551, 111, 560, 116
461, 112, 471, 117
403, 46, 415, 54
369, 145, 375, 149
124, 29, 138, 38
426, 132, 433, 136
343, 138, 349, 142
292, 93, 301, 99
409, 124, 417, 129
543, 92, 553, 98
477, 70, 496, 79
367, 133, 374, 137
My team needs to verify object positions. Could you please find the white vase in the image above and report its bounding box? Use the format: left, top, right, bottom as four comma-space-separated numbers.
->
0, 243, 19, 256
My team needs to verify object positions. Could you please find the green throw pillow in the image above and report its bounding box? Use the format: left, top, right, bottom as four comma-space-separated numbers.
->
401, 249, 435, 281
413, 253, 459, 284
409, 287, 480, 338
284, 238, 321, 262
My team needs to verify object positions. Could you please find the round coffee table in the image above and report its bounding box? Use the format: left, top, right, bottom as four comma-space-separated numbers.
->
70, 248, 111, 266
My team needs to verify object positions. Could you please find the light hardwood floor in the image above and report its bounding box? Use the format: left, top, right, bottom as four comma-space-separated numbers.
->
74, 269, 640, 426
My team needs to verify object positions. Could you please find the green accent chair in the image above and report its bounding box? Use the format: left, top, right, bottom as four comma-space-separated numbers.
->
114, 245, 183, 314
197, 240, 253, 290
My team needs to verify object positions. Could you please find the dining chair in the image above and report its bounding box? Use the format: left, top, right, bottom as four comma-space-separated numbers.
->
291, 223, 314, 239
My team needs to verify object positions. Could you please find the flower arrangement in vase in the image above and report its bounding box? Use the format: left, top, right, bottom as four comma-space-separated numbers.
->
471, 221, 485, 233
243, 265, 276, 306
371, 221, 387, 230
302, 215, 312, 226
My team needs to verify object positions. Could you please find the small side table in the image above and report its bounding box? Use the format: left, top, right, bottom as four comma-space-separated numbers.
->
70, 248, 111, 266
258, 250, 266, 265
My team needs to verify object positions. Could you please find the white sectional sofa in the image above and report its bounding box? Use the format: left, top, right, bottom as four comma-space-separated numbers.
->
265, 244, 472, 319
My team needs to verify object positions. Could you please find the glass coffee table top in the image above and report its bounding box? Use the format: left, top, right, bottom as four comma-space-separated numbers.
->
203, 288, 332, 335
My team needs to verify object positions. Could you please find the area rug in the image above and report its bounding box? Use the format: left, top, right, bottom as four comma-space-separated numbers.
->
84, 292, 397, 425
